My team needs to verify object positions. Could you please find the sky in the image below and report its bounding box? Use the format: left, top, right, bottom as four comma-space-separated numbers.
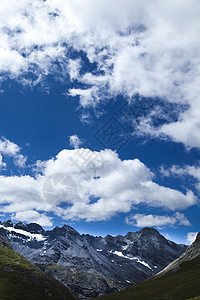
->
0, 0, 200, 245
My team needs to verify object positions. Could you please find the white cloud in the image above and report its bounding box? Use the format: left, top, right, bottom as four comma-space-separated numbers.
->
186, 232, 198, 245
0, 148, 196, 223
0, 1, 200, 148
0, 137, 20, 156
156, 102, 200, 149
69, 134, 82, 149
159, 165, 171, 177
0, 154, 6, 170
125, 212, 191, 228
0, 175, 44, 211
161, 164, 200, 192
68, 59, 81, 81
69, 86, 102, 108
0, 137, 27, 171
11, 210, 53, 227
14, 154, 27, 168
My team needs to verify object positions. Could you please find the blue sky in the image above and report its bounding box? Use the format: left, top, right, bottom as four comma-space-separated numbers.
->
0, 0, 200, 245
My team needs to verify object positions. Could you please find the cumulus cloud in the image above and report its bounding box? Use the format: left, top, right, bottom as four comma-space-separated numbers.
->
125, 212, 191, 228
0, 1, 200, 148
0, 175, 44, 212
0, 148, 197, 223
186, 232, 198, 245
11, 210, 53, 227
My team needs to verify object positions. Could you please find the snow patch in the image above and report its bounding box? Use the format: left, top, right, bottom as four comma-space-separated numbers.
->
135, 258, 152, 270
0, 225, 46, 241
113, 251, 125, 257
122, 245, 129, 250
111, 250, 152, 270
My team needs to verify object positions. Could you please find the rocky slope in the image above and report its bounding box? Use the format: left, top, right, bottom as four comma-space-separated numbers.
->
0, 234, 76, 300
0, 220, 187, 299
156, 231, 200, 276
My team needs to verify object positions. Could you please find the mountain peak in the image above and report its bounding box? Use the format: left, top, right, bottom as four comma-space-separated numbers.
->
27, 223, 44, 234
14, 221, 27, 230
13, 222, 44, 234
139, 227, 159, 235
2, 220, 13, 227
61, 224, 80, 236
62, 224, 75, 230
49, 224, 80, 238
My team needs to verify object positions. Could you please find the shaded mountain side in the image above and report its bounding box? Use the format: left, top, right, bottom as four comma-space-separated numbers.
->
94, 233, 200, 300
38, 263, 121, 299
0, 235, 76, 300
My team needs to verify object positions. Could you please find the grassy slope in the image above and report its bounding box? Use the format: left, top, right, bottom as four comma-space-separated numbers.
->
0, 247, 76, 300
95, 254, 200, 300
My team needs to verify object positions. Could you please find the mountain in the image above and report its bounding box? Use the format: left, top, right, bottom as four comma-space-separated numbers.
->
0, 234, 76, 300
0, 220, 187, 299
95, 232, 200, 300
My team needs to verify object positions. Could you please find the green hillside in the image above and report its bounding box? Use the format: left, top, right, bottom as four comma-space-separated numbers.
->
95, 254, 200, 300
0, 246, 76, 300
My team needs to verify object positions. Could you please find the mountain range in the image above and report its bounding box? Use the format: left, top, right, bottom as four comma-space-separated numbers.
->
0, 220, 187, 299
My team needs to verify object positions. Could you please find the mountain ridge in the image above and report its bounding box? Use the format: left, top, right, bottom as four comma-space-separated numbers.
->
0, 220, 187, 299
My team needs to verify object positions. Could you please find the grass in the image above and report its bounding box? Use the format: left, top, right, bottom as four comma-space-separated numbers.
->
0, 247, 75, 300
95, 254, 200, 300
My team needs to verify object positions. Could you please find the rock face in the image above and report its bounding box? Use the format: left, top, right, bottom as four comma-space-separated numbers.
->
0, 220, 187, 299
